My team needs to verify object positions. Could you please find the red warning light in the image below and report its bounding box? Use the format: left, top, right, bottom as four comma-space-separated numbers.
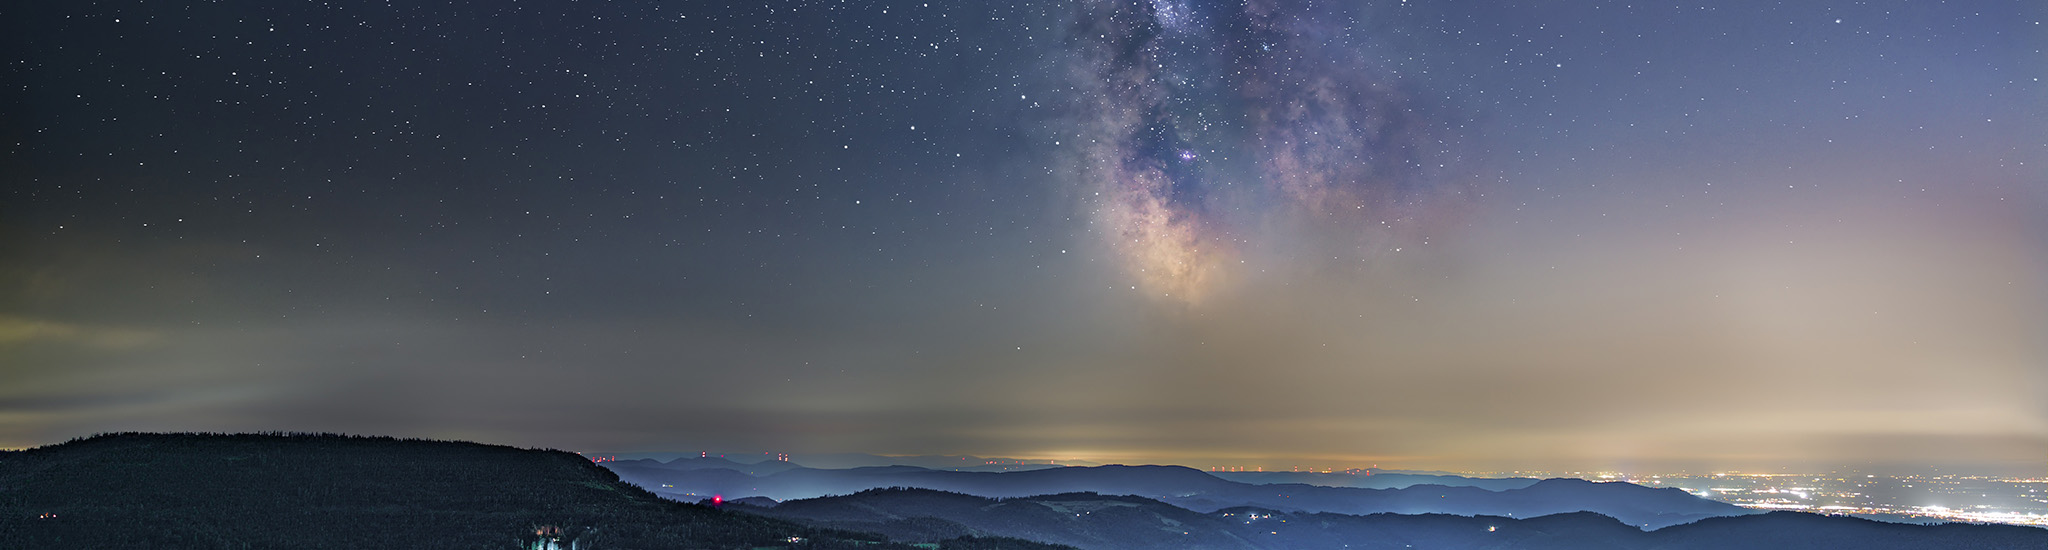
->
711, 495, 724, 506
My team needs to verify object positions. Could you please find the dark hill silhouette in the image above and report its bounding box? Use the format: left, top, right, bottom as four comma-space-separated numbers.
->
729, 495, 782, 507
604, 462, 1754, 528
0, 432, 1069, 549
745, 488, 2048, 550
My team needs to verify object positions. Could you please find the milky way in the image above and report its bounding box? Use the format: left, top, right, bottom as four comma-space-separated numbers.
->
6, 0, 2040, 474
1062, 0, 1471, 302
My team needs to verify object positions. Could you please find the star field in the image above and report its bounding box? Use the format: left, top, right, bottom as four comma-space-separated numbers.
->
2, 0, 2043, 473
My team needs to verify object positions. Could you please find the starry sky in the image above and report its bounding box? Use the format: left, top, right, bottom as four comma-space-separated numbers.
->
3, 0, 2043, 474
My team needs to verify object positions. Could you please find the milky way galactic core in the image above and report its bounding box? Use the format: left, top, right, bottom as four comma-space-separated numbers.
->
1062, 0, 1472, 302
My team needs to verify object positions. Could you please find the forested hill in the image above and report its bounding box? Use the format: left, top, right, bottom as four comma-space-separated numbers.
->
0, 432, 1069, 549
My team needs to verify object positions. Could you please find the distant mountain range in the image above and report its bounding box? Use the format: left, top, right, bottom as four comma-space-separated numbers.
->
742, 489, 1259, 550
735, 487, 2048, 550
612, 452, 1090, 471
603, 461, 1750, 529
792, 452, 1097, 471
1211, 470, 1542, 491
606, 455, 812, 476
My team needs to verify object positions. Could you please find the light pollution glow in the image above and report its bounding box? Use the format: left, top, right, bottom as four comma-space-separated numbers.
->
0, 0, 2042, 476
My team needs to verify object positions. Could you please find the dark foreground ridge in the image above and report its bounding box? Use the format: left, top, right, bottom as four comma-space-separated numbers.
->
0, 432, 1070, 549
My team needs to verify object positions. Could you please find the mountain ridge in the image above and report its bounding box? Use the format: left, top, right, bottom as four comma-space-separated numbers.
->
606, 461, 1755, 529
740, 487, 2048, 550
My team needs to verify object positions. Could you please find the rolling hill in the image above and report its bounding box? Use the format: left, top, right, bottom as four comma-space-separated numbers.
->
0, 432, 1068, 549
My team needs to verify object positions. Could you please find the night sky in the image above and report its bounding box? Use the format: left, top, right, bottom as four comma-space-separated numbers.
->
4, 1, 2043, 474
